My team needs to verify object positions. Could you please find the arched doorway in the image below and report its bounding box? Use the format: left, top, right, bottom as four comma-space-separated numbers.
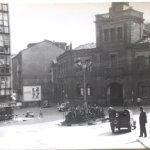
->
108, 82, 123, 106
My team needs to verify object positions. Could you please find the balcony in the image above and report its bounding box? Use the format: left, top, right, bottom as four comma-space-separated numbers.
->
98, 66, 126, 78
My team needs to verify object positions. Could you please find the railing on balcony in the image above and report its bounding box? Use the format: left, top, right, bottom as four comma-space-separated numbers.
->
100, 13, 110, 19
96, 13, 110, 20
99, 66, 126, 78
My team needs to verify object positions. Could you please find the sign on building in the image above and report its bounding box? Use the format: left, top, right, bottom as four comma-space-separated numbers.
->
23, 86, 41, 101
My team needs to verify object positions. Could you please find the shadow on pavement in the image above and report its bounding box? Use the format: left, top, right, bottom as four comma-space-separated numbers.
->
98, 129, 130, 136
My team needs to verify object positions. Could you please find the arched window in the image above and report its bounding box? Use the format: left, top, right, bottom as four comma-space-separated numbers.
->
86, 84, 93, 96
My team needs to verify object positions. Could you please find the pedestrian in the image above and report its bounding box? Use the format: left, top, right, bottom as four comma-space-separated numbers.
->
139, 106, 147, 137
39, 108, 43, 118
137, 97, 142, 107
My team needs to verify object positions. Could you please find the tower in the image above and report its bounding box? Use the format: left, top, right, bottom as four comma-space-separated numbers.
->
0, 3, 11, 103
95, 2, 144, 50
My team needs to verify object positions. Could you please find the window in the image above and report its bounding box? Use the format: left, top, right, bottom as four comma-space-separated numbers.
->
4, 21, 8, 26
0, 4, 2, 11
117, 27, 123, 40
0, 89, 5, 95
86, 85, 93, 96
110, 54, 118, 67
6, 68, 9, 73
6, 89, 10, 95
104, 29, 109, 41
4, 26, 9, 33
80, 88, 84, 96
0, 77, 5, 88
0, 26, 3, 33
4, 35, 9, 45
3, 13, 8, 21
0, 13, 2, 20
110, 28, 115, 41
0, 68, 5, 73
0, 55, 4, 65
2, 4, 8, 11
5, 77, 10, 88
5, 56, 10, 65
0, 47, 4, 53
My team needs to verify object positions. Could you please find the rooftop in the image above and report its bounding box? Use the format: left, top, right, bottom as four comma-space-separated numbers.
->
74, 43, 96, 50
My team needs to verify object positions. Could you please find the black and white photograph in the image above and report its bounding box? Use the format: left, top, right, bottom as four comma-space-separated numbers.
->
0, 0, 150, 149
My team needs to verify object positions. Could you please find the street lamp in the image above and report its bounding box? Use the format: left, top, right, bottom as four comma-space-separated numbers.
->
75, 58, 92, 113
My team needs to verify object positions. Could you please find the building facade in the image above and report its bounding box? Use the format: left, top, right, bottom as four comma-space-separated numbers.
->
53, 2, 150, 106
51, 47, 99, 105
0, 3, 11, 104
12, 40, 70, 107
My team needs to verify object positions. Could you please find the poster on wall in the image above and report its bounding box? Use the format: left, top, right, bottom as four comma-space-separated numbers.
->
23, 86, 41, 101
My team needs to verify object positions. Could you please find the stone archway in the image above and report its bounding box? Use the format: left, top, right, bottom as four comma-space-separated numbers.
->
108, 82, 123, 106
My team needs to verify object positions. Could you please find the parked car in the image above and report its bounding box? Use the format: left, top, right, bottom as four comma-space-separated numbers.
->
0, 106, 14, 121
25, 111, 34, 118
57, 102, 70, 112
109, 109, 136, 133
42, 100, 52, 108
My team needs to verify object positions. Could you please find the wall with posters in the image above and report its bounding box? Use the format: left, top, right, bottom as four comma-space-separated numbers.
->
23, 86, 41, 101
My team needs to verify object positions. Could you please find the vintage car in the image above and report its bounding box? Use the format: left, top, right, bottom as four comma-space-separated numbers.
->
0, 106, 14, 121
25, 111, 34, 118
109, 109, 136, 133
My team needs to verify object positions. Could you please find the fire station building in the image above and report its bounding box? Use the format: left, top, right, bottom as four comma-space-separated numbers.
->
52, 2, 150, 106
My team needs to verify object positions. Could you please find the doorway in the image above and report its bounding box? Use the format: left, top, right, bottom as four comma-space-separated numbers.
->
109, 82, 123, 106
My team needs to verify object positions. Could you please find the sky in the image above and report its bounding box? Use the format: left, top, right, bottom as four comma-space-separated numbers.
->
1, 0, 150, 54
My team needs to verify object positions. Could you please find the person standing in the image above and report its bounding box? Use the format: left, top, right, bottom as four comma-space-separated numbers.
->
39, 108, 43, 118
139, 106, 147, 137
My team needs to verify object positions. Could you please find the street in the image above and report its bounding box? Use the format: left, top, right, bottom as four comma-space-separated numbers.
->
0, 106, 149, 149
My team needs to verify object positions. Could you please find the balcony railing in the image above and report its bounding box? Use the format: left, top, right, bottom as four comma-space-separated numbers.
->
98, 66, 126, 78
96, 13, 110, 20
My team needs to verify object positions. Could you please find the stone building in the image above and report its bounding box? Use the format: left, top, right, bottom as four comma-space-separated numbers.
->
12, 40, 70, 106
0, 3, 11, 105
52, 2, 150, 106
95, 2, 150, 106
51, 44, 98, 104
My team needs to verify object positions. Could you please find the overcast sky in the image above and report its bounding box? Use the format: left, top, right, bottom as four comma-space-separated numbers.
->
2, 1, 150, 54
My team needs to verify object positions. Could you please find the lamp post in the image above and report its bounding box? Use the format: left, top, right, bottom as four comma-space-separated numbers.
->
75, 58, 92, 112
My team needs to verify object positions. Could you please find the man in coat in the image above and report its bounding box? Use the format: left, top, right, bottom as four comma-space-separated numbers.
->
139, 106, 147, 137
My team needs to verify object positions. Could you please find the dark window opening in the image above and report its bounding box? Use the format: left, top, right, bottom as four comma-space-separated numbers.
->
110, 54, 118, 67
104, 29, 109, 41
117, 27, 123, 40
110, 28, 115, 41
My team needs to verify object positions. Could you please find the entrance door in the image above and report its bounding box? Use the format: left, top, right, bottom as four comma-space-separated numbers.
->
109, 83, 123, 106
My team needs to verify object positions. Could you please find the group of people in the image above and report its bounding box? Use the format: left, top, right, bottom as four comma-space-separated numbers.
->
65, 104, 105, 124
